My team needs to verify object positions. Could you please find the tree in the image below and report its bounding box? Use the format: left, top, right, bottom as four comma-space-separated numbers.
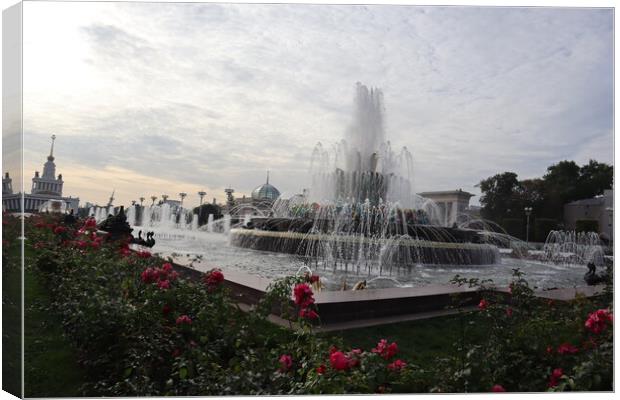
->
478, 172, 521, 222
193, 203, 223, 226
576, 160, 613, 200
542, 161, 580, 214
479, 160, 613, 229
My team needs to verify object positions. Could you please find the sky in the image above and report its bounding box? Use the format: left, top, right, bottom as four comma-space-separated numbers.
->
12, 2, 614, 207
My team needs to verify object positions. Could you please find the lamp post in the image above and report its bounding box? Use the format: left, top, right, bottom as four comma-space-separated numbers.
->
139, 197, 145, 206
198, 191, 206, 205
162, 194, 169, 203
150, 196, 157, 206
179, 192, 187, 206
524, 207, 533, 246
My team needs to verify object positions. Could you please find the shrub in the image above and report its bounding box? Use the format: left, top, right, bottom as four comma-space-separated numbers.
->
20, 214, 613, 395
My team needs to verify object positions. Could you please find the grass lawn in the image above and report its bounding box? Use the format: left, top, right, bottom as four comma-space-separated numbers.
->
2, 238, 22, 397
324, 312, 488, 365
17, 239, 85, 397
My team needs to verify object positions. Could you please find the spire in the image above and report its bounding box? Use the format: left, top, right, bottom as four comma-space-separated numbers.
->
266, 170, 270, 185
107, 189, 115, 207
48, 134, 56, 160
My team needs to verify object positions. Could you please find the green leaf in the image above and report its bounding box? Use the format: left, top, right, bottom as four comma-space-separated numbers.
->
179, 367, 188, 380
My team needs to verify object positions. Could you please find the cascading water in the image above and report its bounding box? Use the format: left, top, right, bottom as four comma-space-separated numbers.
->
542, 230, 605, 266
232, 83, 500, 271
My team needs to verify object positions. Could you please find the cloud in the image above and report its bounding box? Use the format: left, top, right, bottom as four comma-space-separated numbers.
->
20, 3, 613, 207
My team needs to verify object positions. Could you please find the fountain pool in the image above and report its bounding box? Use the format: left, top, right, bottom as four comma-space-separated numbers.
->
146, 227, 593, 290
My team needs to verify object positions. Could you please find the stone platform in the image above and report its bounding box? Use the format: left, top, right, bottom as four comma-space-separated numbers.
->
169, 257, 605, 331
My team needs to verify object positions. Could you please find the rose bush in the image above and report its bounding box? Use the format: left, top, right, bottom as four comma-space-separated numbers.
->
22, 214, 613, 394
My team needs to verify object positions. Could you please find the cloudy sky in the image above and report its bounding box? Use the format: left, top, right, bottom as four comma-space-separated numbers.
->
17, 2, 613, 207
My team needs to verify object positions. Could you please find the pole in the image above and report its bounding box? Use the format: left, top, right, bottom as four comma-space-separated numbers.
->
526, 214, 530, 245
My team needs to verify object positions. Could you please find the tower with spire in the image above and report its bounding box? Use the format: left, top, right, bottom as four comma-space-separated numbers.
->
31, 134, 64, 197
2, 134, 80, 213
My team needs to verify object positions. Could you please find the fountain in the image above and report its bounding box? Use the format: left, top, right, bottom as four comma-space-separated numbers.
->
230, 83, 500, 268
540, 230, 606, 266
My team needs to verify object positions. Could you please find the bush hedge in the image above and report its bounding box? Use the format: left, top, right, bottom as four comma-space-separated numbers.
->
13, 213, 614, 395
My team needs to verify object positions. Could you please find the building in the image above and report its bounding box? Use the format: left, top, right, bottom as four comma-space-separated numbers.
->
224, 172, 281, 217
2, 135, 80, 213
417, 189, 475, 227
251, 171, 281, 202
564, 189, 613, 241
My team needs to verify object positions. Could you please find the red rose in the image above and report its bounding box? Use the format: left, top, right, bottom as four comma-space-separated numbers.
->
158, 280, 170, 290
53, 226, 66, 235
548, 368, 563, 388
293, 283, 315, 308
141, 268, 156, 284
299, 308, 319, 320
505, 307, 513, 317
162, 263, 173, 273
162, 304, 172, 315
372, 339, 398, 360
137, 250, 151, 258
585, 309, 613, 334
478, 299, 489, 310
204, 269, 224, 287
316, 364, 326, 375
176, 315, 192, 325
310, 274, 320, 283
329, 351, 349, 371
278, 354, 293, 372
491, 384, 506, 392
387, 359, 406, 371
557, 342, 578, 355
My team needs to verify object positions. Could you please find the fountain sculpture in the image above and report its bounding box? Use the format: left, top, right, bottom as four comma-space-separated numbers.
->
230, 83, 500, 268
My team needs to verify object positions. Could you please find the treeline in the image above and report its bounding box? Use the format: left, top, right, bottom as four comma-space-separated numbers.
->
478, 160, 613, 241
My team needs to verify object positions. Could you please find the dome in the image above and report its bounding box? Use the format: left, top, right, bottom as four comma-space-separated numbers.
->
251, 183, 281, 201
251, 172, 281, 201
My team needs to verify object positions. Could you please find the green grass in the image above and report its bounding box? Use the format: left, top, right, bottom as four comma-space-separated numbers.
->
14, 239, 86, 398
2, 238, 22, 397
323, 313, 489, 365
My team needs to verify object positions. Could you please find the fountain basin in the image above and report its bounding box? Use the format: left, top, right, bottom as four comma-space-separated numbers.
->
230, 228, 500, 266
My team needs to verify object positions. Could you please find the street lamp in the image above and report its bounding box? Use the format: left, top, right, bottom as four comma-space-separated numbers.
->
179, 192, 187, 206
162, 194, 169, 203
139, 197, 145, 206
198, 191, 206, 205
150, 196, 157, 206
524, 207, 533, 245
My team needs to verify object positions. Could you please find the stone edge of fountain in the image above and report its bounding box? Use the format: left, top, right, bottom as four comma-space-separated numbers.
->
168, 255, 606, 329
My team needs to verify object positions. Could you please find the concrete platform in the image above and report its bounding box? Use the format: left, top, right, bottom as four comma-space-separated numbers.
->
168, 258, 606, 330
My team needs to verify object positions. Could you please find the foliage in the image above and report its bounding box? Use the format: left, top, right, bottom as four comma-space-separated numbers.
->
478, 160, 613, 229
19, 214, 613, 394
501, 218, 523, 239
439, 270, 613, 392
192, 203, 223, 226
534, 218, 558, 242
575, 219, 599, 234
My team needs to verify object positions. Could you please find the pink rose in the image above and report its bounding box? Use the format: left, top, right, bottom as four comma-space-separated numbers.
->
278, 354, 293, 372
